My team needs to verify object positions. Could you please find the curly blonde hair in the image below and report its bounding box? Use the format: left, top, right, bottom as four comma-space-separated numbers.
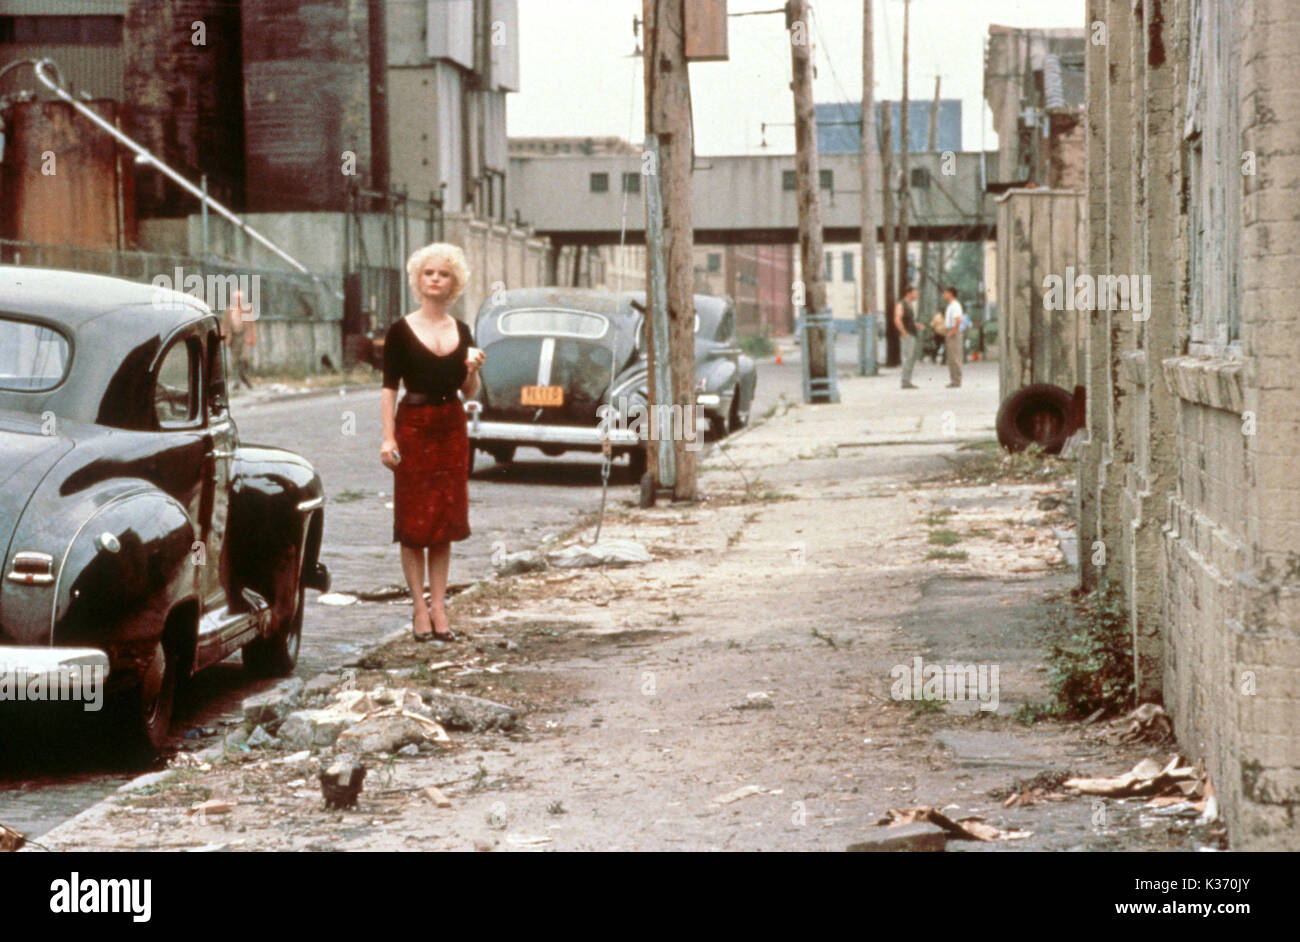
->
406, 242, 470, 303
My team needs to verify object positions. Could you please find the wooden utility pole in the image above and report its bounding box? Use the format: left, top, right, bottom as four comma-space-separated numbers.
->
643, 0, 696, 500
880, 99, 895, 360
894, 0, 910, 368
859, 0, 875, 326
918, 74, 940, 314
788, 0, 829, 400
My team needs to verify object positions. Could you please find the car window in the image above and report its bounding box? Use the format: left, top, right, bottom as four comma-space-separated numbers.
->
155, 338, 198, 427
0, 317, 70, 391
499, 309, 609, 339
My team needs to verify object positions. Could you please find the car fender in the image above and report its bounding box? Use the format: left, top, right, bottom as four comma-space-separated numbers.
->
228, 445, 326, 629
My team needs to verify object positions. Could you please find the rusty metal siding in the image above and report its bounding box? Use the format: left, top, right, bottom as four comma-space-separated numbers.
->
0, 99, 134, 249
241, 0, 372, 212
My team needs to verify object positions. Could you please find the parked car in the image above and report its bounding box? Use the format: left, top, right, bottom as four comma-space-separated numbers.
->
465, 288, 756, 479
0, 267, 330, 756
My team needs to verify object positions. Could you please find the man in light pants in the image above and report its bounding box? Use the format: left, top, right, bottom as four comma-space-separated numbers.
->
943, 285, 964, 388
894, 284, 920, 389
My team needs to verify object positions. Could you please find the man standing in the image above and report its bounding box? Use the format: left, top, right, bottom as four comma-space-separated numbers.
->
942, 285, 964, 388
222, 288, 257, 390
894, 284, 920, 388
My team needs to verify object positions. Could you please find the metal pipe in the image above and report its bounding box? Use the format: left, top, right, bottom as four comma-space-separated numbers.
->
33, 58, 320, 282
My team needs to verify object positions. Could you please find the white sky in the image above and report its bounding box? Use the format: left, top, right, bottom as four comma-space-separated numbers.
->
508, 0, 1087, 155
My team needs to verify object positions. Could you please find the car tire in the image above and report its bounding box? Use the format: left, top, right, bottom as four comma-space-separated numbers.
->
118, 640, 177, 760
728, 393, 748, 433
996, 383, 1073, 454
244, 554, 304, 678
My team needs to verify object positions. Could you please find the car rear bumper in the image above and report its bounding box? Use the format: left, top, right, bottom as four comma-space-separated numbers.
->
467, 419, 641, 449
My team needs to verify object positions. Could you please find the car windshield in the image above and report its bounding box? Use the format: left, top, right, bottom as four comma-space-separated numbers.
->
0, 316, 70, 391
499, 308, 609, 339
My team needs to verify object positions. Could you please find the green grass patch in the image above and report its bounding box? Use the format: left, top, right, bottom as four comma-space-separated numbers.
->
1043, 583, 1134, 719
925, 549, 969, 561
927, 529, 962, 546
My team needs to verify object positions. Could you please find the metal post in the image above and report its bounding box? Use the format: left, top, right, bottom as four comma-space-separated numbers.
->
200, 173, 209, 263
643, 134, 675, 492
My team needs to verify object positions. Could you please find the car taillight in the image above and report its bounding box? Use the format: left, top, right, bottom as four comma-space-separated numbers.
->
6, 551, 55, 586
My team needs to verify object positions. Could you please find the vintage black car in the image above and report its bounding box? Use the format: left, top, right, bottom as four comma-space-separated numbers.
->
0, 267, 330, 756
466, 288, 756, 479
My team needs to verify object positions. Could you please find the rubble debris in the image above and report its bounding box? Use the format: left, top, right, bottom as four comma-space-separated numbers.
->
1114, 703, 1175, 744
397, 744, 420, 757
188, 799, 232, 816
319, 757, 366, 809
301, 673, 340, 704
355, 584, 409, 601
1064, 755, 1198, 797
318, 592, 359, 606
337, 710, 449, 755
494, 550, 548, 577
417, 690, 519, 732
277, 709, 359, 751
423, 786, 452, 808
713, 784, 764, 804
245, 725, 275, 749
1, 824, 25, 852
847, 821, 948, 852
548, 539, 652, 569
877, 806, 1031, 841
989, 769, 1074, 808
242, 679, 305, 733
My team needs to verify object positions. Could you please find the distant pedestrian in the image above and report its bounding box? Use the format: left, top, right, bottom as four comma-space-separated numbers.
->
943, 286, 965, 388
222, 288, 257, 390
894, 284, 920, 388
928, 311, 946, 363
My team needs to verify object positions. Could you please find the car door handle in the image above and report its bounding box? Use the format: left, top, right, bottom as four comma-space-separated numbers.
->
207, 449, 236, 459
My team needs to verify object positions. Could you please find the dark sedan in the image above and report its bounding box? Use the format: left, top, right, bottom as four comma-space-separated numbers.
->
0, 267, 330, 757
465, 288, 756, 480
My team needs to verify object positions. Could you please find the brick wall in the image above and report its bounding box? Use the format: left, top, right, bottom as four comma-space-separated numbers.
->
1082, 0, 1300, 849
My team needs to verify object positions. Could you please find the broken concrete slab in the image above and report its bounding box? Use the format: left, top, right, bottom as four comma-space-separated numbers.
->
241, 679, 304, 732
277, 709, 359, 751
415, 690, 519, 732
847, 822, 948, 852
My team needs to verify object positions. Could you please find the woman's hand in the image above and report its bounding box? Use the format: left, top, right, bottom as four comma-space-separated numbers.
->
465, 346, 485, 374
380, 438, 400, 470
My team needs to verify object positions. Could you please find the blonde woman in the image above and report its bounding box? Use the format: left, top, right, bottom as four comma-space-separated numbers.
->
380, 243, 485, 642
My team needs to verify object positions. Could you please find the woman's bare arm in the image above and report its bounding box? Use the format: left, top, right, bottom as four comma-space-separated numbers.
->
380, 387, 399, 467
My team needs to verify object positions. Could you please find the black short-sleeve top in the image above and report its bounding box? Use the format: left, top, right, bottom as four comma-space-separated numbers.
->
382, 316, 474, 398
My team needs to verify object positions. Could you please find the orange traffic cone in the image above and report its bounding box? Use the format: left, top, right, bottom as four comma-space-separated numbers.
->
774, 345, 783, 365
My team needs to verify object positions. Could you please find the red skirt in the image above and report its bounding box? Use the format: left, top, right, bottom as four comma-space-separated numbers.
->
392, 400, 471, 546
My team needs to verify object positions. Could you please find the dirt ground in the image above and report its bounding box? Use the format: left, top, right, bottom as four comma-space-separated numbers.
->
34, 362, 1227, 852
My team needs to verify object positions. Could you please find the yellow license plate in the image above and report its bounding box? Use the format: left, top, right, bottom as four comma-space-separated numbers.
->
521, 385, 564, 407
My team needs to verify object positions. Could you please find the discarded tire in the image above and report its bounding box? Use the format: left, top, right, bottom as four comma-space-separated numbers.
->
996, 383, 1073, 454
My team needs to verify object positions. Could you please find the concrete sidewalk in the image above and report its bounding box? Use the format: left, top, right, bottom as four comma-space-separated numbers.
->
34, 358, 1218, 852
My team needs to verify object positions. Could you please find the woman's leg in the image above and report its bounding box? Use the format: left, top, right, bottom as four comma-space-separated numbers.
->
400, 543, 432, 637
427, 541, 452, 636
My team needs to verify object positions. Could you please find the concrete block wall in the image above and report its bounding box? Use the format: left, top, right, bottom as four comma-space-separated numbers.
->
1083, 0, 1300, 849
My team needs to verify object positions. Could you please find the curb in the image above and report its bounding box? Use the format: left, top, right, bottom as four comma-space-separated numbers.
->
230, 382, 383, 409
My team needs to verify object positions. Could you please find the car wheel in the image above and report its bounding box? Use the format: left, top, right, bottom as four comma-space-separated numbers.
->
728, 393, 747, 433
118, 641, 176, 760
996, 383, 1073, 454
244, 553, 304, 678
489, 445, 516, 465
